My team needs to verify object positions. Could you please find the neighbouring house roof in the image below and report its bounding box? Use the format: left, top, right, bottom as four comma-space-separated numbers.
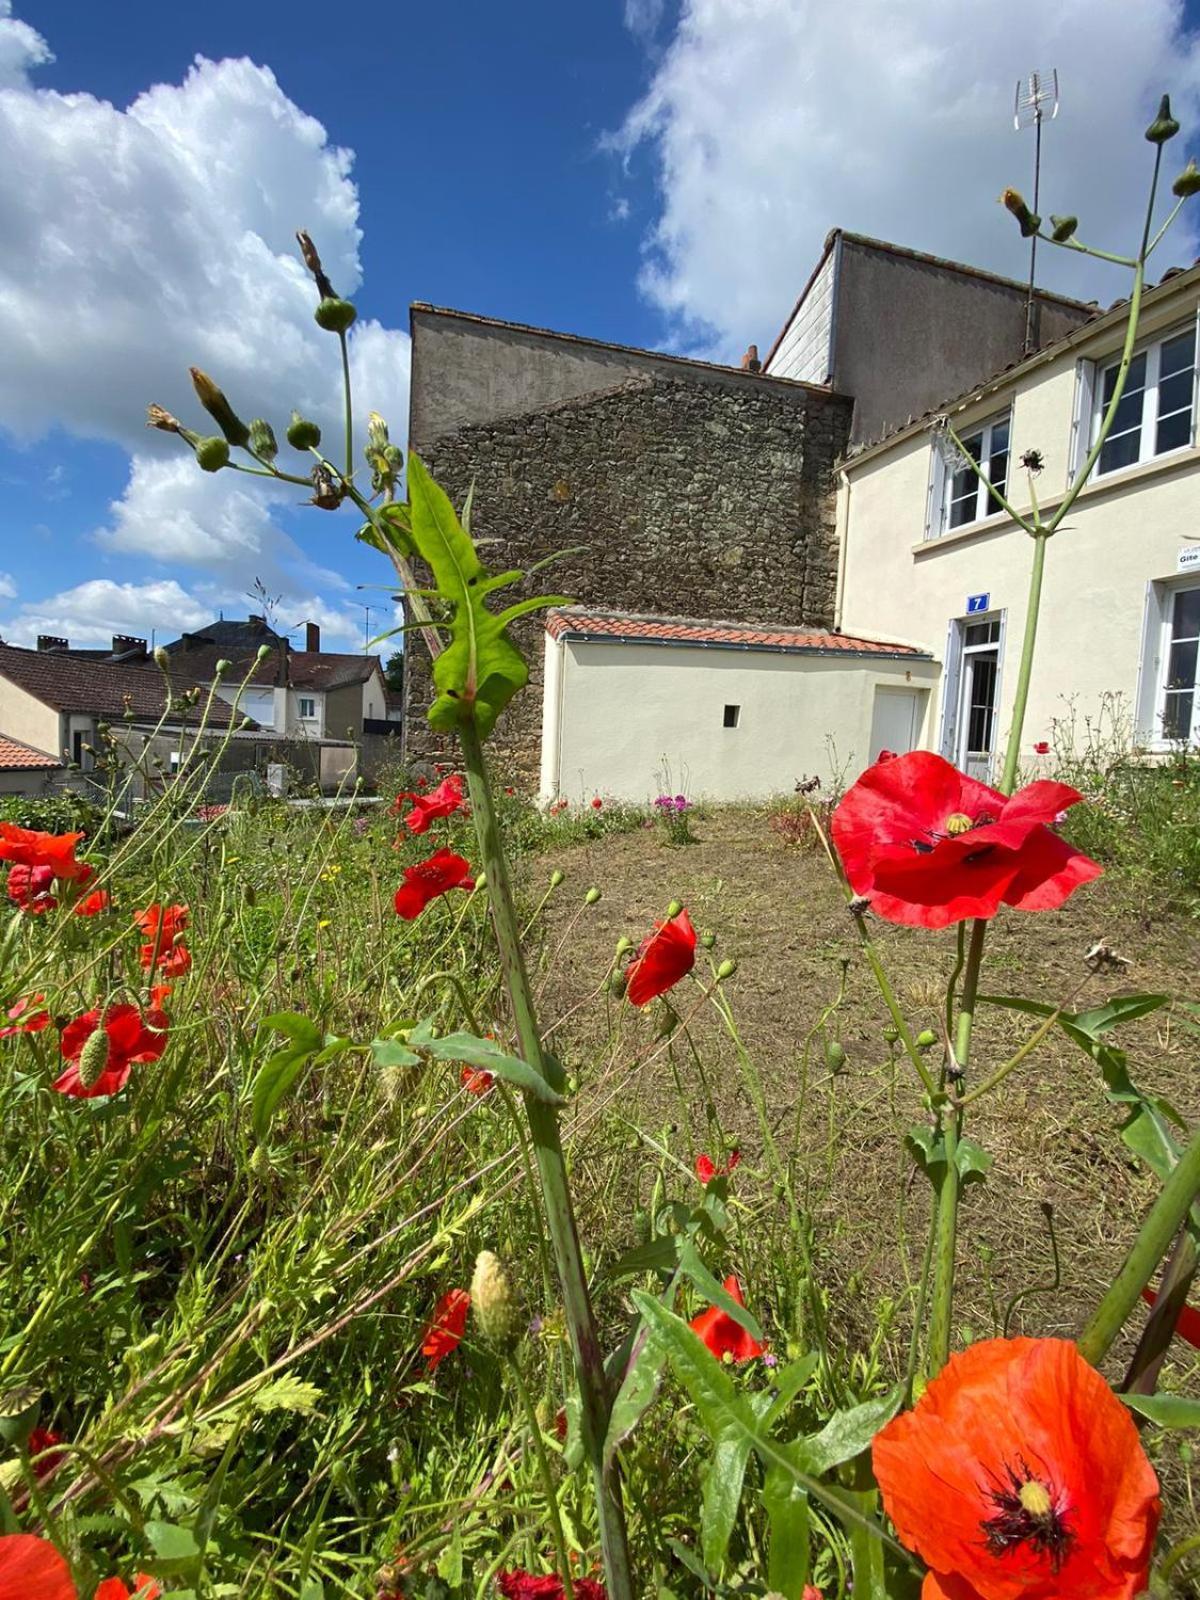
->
764, 228, 1096, 371
288, 652, 381, 691
843, 258, 1200, 467
158, 640, 380, 694
0, 733, 61, 771
0, 644, 250, 727
545, 608, 930, 659
166, 618, 284, 650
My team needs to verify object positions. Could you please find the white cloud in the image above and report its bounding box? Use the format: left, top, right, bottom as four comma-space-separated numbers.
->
0, 572, 16, 601
0, 15, 409, 616
0, 578, 212, 647
615, 0, 1200, 358
624, 0, 667, 48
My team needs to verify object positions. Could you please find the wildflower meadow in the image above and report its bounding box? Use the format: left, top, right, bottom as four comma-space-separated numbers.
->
4, 102, 1200, 1600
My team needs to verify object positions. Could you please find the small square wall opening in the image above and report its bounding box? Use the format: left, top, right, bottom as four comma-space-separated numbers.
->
723, 704, 741, 728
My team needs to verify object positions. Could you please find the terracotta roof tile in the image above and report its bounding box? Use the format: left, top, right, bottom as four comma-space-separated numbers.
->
0, 733, 61, 771
544, 608, 927, 658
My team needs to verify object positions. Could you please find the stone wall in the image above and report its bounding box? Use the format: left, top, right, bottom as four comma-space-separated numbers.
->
404, 369, 853, 784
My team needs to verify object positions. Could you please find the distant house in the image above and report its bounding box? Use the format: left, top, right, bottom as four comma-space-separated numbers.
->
0, 732, 62, 798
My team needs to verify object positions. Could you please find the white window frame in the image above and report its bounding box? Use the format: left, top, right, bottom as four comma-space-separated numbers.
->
1141, 579, 1200, 747
1089, 316, 1199, 481
297, 695, 317, 720
925, 409, 1012, 540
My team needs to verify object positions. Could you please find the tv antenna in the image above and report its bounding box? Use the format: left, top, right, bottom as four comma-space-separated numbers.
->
1015, 68, 1059, 356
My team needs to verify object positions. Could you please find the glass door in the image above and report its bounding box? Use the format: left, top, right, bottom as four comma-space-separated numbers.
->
946, 616, 1002, 780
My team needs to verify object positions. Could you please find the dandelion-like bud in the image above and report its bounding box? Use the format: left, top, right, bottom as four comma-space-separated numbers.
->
295, 229, 336, 299
549, 869, 565, 888
153, 646, 170, 671
1000, 188, 1041, 238
1146, 93, 1180, 144
249, 418, 278, 463
585, 886, 601, 904
1049, 214, 1078, 242
287, 411, 322, 451
189, 368, 250, 448
195, 437, 230, 473
470, 1250, 521, 1352
1173, 159, 1200, 198
77, 1024, 111, 1090
146, 404, 198, 446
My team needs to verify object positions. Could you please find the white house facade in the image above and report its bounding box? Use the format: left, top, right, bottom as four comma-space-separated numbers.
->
836, 263, 1200, 778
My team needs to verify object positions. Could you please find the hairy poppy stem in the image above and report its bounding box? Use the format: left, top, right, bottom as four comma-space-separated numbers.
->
1078, 1126, 1200, 1367
509, 1355, 575, 1598
457, 715, 635, 1600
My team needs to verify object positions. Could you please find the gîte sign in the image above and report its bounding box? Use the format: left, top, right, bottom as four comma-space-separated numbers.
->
1178, 545, 1200, 572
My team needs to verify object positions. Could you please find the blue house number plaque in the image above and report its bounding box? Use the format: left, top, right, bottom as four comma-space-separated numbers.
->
966, 593, 990, 614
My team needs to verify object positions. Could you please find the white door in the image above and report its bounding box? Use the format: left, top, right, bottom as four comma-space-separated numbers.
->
951, 616, 1002, 780
869, 687, 924, 761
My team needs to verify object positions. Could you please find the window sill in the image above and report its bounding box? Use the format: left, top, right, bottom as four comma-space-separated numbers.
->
911, 443, 1200, 557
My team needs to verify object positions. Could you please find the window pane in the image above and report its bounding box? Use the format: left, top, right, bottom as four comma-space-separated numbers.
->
1162, 690, 1194, 740
1168, 638, 1198, 690
1160, 328, 1196, 379
1156, 333, 1194, 454
1157, 408, 1192, 454
964, 619, 1000, 648
967, 656, 998, 753
1158, 369, 1192, 417
987, 445, 1009, 500
990, 418, 1010, 453
1099, 428, 1142, 474
1101, 349, 1146, 404
1173, 587, 1200, 640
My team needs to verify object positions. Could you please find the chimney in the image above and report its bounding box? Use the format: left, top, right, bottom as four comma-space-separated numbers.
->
249, 614, 266, 633
305, 621, 321, 652
740, 344, 762, 373
37, 635, 68, 653
111, 634, 148, 660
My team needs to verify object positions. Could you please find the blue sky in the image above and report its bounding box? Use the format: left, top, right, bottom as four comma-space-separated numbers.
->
2, 0, 1200, 651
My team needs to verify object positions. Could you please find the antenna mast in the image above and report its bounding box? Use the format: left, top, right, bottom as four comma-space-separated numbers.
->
1014, 68, 1059, 356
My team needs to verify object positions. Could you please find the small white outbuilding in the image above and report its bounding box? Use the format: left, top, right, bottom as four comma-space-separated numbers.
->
540, 608, 937, 804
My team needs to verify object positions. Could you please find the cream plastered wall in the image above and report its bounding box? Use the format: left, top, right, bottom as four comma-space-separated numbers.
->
0, 678, 60, 757
839, 279, 1200, 756
542, 636, 939, 802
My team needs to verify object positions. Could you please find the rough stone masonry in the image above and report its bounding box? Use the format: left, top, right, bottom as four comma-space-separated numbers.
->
404, 310, 854, 786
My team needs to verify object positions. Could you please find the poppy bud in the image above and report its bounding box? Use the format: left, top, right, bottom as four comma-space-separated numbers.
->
610, 970, 628, 998
667, 899, 683, 918
195, 436, 230, 473
77, 1025, 111, 1090
314, 297, 358, 334
249, 418, 278, 463
153, 646, 169, 671
615, 936, 634, 957
474, 871, 487, 891
1145, 93, 1180, 144
700, 930, 716, 949
189, 367, 251, 447
916, 1028, 937, 1049
1049, 214, 1078, 242
214, 658, 232, 678
471, 1250, 520, 1352
287, 411, 322, 451
826, 1039, 847, 1071
1000, 188, 1041, 238
716, 958, 737, 981
1173, 159, 1200, 197
549, 869, 565, 888
883, 1025, 899, 1043
256, 644, 273, 662
585, 886, 601, 904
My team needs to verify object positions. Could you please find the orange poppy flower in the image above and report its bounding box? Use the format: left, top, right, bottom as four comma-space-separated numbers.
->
0, 1532, 76, 1599
421, 1288, 470, 1372
689, 1275, 766, 1364
872, 1338, 1160, 1600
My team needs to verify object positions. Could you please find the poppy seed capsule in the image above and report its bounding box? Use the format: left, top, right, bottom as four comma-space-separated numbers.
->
717, 958, 737, 980
944, 813, 974, 836
286, 411, 322, 451
700, 930, 716, 949
189, 368, 251, 447
917, 1029, 937, 1049
1173, 160, 1200, 198
667, 899, 683, 918
195, 436, 230, 473
1146, 93, 1180, 143
471, 1250, 520, 1352
77, 1026, 111, 1090
314, 296, 358, 333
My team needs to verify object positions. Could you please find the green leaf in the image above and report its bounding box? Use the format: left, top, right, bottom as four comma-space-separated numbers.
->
604, 1283, 679, 1470
602, 1235, 681, 1281
370, 1038, 421, 1070
701, 1426, 752, 1572
407, 1020, 566, 1105
251, 1045, 314, 1141
677, 1239, 765, 1345
758, 1353, 820, 1432
1122, 1392, 1200, 1427
631, 1291, 758, 1443
797, 1389, 904, 1477
905, 1128, 991, 1188
145, 1520, 201, 1569
406, 453, 569, 737
436, 1523, 463, 1585
764, 1464, 810, 1598
258, 1012, 323, 1051
249, 1376, 322, 1416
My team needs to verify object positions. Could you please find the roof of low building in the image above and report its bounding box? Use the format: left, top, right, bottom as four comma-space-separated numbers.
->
0, 644, 249, 725
0, 733, 61, 771
545, 607, 929, 658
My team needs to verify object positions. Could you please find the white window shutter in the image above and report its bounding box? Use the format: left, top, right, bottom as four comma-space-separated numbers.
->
939, 618, 961, 759
1068, 358, 1096, 482
923, 440, 946, 541
1192, 306, 1200, 448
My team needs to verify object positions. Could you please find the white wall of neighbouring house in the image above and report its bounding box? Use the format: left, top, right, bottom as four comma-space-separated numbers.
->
839, 275, 1200, 766
0, 678, 60, 758
213, 684, 278, 730
541, 636, 939, 803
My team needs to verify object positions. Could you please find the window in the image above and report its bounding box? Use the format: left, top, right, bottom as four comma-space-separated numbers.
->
298, 696, 316, 719
1093, 323, 1196, 477
723, 704, 740, 728
1161, 586, 1200, 741
933, 412, 1010, 536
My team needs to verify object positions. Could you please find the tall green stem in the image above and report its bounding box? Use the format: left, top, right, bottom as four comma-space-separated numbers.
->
338, 331, 353, 482
510, 1357, 574, 1598
457, 716, 634, 1600
1078, 1127, 1200, 1366
998, 534, 1048, 793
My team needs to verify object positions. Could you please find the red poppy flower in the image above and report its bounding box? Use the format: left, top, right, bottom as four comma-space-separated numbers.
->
133, 904, 188, 940
0, 821, 90, 881
695, 1149, 741, 1184
0, 994, 50, 1037
1141, 1284, 1200, 1347
6, 862, 58, 913
0, 1533, 77, 1599
626, 908, 696, 1006
689, 1275, 766, 1363
497, 1574, 605, 1600
872, 1337, 1160, 1600
139, 941, 192, 977
591, 797, 603, 810
461, 1065, 494, 1096
393, 848, 475, 920
73, 886, 110, 916
831, 751, 1101, 930
27, 1425, 66, 1479
54, 1003, 169, 1099
392, 773, 467, 834
1033, 741, 1051, 756
421, 1288, 470, 1371
94, 1578, 161, 1600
